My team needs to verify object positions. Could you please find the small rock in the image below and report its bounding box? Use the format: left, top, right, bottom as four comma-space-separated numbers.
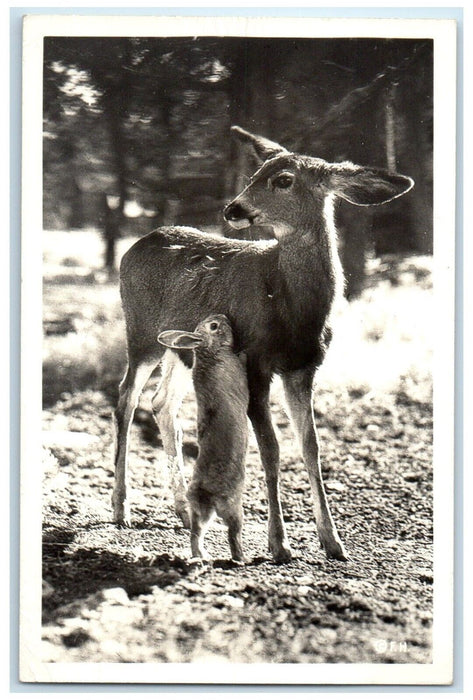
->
215, 594, 244, 609
325, 480, 346, 492
350, 595, 372, 612
417, 570, 433, 584
43, 430, 100, 449
297, 585, 311, 597
62, 629, 91, 648
273, 610, 288, 623
61, 617, 88, 629
100, 587, 129, 605
318, 628, 338, 644
404, 472, 423, 483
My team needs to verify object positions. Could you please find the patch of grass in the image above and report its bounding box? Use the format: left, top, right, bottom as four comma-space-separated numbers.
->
43, 281, 127, 406
318, 263, 432, 406
43, 323, 127, 406
43, 231, 140, 406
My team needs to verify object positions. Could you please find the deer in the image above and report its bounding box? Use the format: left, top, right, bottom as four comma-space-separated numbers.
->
158, 314, 249, 563
112, 125, 413, 563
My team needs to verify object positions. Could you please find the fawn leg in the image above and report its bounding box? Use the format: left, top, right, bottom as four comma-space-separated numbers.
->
282, 366, 347, 561
152, 350, 192, 528
113, 358, 158, 526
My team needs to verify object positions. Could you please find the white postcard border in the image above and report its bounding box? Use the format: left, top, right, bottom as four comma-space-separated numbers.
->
20, 13, 457, 686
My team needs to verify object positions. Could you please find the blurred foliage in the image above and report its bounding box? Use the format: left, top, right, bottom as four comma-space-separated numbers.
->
43, 37, 233, 229
43, 37, 433, 293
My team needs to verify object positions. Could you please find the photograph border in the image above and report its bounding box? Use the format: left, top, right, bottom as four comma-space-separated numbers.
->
13, 7, 461, 689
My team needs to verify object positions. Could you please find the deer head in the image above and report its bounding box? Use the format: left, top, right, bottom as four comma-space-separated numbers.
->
224, 126, 414, 240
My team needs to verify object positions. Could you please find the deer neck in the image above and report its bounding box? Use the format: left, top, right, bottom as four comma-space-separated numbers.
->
276, 195, 342, 315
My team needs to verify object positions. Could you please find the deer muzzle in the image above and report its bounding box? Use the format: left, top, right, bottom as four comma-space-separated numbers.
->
224, 201, 258, 229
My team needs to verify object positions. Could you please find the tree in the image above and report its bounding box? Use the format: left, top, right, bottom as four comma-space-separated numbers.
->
43, 36, 433, 287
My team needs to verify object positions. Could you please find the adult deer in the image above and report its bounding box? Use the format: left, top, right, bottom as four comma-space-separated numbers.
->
112, 126, 413, 563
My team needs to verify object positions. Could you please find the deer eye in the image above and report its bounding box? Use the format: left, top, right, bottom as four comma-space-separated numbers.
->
272, 173, 294, 190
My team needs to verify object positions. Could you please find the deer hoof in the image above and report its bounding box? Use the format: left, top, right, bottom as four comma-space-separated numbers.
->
112, 499, 131, 527
230, 557, 246, 567
322, 538, 348, 561
190, 549, 212, 564
269, 539, 293, 564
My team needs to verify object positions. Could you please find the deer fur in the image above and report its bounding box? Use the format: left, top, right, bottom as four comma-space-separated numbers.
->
112, 125, 413, 563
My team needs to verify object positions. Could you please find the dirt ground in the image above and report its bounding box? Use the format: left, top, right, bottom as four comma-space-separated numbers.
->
41, 361, 433, 666
40, 238, 433, 666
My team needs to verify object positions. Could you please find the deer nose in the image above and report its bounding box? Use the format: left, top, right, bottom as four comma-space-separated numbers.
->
224, 202, 249, 222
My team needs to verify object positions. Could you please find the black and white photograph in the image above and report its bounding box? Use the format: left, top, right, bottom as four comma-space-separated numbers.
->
19, 13, 456, 685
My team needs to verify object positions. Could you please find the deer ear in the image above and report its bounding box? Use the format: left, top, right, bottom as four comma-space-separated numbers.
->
158, 330, 203, 350
330, 164, 414, 206
231, 126, 289, 163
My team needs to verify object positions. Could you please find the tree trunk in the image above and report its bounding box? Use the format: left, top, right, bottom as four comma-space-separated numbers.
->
101, 193, 120, 272
224, 41, 280, 240
100, 99, 126, 271
396, 81, 433, 254
338, 202, 372, 300
68, 176, 84, 230
103, 96, 127, 219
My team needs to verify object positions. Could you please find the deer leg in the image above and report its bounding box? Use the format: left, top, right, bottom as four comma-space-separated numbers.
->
112, 358, 158, 526
282, 367, 348, 561
248, 376, 292, 563
152, 349, 192, 528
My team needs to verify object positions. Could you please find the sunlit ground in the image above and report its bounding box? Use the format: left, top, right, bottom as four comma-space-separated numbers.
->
319, 273, 432, 401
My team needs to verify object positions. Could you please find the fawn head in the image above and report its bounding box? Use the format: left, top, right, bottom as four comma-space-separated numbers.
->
224, 126, 414, 240
158, 314, 234, 353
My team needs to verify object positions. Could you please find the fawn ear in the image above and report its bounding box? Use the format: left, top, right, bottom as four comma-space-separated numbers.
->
231, 126, 289, 163
158, 330, 203, 350
330, 164, 414, 206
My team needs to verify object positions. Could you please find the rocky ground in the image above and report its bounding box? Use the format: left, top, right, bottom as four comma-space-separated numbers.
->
41, 382, 433, 666
40, 238, 434, 668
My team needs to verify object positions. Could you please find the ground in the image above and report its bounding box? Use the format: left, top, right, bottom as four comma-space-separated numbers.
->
40, 230, 433, 666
